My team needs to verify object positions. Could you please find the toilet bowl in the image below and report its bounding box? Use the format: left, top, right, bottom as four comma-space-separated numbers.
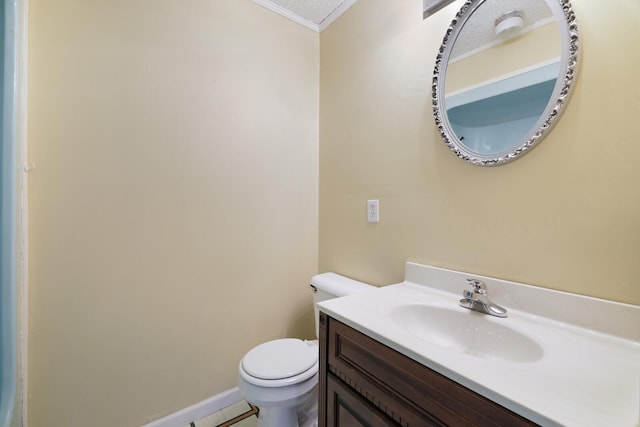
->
238, 273, 375, 427
238, 339, 319, 427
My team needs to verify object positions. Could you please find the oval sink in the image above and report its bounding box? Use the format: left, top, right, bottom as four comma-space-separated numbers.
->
391, 304, 543, 363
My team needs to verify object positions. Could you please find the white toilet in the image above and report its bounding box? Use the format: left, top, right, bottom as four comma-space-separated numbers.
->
238, 272, 375, 427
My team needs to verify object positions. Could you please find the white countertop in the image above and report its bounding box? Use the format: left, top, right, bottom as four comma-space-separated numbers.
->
318, 263, 640, 427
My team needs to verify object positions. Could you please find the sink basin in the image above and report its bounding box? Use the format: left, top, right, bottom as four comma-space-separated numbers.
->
390, 304, 544, 363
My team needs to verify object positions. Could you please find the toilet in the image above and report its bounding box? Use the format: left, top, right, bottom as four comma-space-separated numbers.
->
238, 272, 375, 427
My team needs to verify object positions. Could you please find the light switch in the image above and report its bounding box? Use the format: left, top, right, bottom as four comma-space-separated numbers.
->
367, 200, 379, 223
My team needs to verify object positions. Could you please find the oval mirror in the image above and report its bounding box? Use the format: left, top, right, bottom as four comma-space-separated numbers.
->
432, 0, 579, 166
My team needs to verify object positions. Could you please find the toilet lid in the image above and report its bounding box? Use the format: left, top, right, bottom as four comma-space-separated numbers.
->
242, 338, 318, 380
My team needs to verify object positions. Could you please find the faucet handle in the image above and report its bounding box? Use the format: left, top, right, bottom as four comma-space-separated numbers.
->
466, 278, 487, 295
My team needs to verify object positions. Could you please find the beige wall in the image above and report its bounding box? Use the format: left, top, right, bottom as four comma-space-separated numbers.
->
25, 0, 640, 424
27, 1, 318, 425
319, 0, 640, 306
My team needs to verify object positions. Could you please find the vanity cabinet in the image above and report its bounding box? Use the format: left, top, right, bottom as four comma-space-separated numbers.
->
318, 313, 538, 427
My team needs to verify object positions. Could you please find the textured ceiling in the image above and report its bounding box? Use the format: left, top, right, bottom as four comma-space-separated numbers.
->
251, 0, 356, 32
269, 0, 347, 25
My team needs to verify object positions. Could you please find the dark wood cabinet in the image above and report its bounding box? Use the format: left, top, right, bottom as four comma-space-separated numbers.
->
326, 373, 397, 426
318, 312, 538, 427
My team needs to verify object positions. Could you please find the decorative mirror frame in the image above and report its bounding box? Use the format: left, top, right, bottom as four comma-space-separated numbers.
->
432, 0, 580, 166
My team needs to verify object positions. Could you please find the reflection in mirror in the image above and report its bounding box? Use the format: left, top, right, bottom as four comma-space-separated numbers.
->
432, 0, 579, 166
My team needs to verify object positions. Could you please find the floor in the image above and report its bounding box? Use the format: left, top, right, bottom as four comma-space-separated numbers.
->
183, 401, 259, 427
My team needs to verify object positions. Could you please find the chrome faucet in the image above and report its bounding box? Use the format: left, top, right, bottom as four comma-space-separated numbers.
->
459, 278, 508, 318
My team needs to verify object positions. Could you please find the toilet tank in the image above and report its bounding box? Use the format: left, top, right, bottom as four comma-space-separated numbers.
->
310, 272, 375, 338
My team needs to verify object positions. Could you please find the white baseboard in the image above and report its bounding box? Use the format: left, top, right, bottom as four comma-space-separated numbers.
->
143, 387, 242, 427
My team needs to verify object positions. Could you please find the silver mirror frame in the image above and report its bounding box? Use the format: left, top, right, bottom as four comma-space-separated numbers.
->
432, 0, 580, 166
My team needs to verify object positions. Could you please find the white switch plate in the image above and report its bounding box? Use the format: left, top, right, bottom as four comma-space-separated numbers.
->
367, 200, 379, 223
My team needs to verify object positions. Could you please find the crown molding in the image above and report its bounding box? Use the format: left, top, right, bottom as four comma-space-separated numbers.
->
251, 0, 358, 33
318, 0, 358, 32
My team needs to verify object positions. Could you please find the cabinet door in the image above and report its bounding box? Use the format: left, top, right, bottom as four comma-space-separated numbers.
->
323, 314, 537, 427
327, 373, 398, 427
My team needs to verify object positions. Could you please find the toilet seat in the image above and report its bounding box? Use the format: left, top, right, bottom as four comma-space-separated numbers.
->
240, 338, 319, 388
243, 338, 317, 380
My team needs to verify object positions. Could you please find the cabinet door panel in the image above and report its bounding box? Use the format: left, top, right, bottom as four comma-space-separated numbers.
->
327, 373, 397, 427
